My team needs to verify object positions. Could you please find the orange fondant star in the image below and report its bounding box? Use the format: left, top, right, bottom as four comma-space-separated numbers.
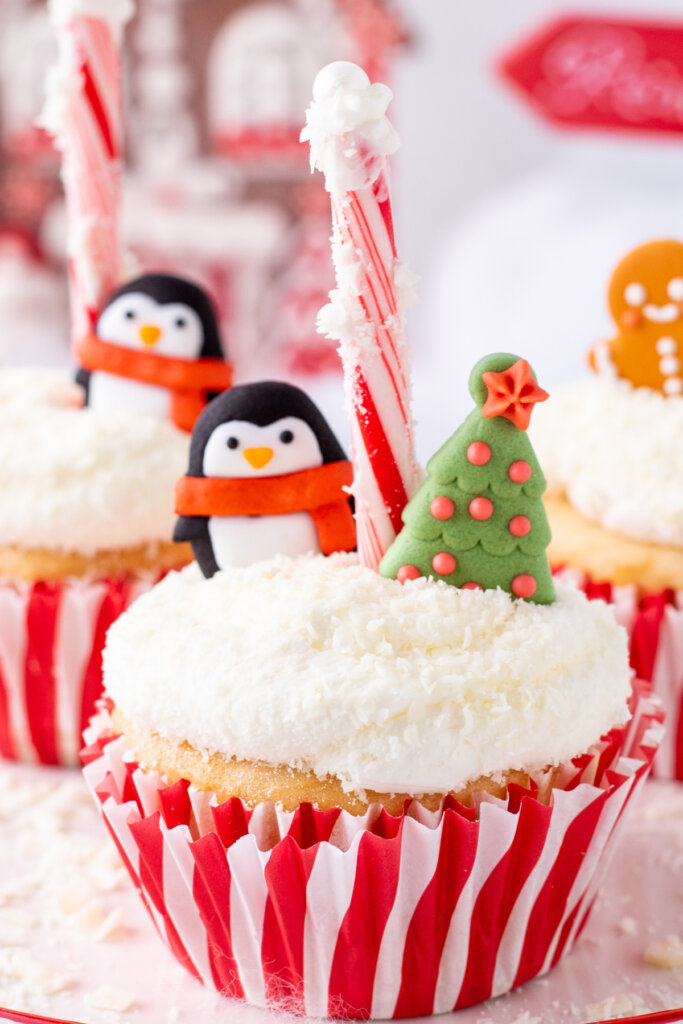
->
481, 358, 549, 430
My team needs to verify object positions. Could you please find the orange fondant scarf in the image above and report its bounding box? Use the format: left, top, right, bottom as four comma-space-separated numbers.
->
75, 333, 233, 432
175, 461, 356, 555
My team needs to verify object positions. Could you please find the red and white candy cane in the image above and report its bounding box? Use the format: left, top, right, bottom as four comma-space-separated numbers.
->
304, 62, 421, 568
45, 3, 130, 342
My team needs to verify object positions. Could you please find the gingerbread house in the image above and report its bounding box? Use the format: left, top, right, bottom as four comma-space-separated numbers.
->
0, 0, 407, 375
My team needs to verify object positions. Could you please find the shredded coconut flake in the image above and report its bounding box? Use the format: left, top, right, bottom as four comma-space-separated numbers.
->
584, 993, 648, 1020
105, 555, 631, 795
644, 934, 683, 968
0, 368, 188, 555
533, 376, 683, 546
0, 948, 73, 995
85, 983, 135, 1013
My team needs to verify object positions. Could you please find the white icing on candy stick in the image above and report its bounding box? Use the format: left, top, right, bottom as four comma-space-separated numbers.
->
302, 62, 421, 569
43, 0, 132, 343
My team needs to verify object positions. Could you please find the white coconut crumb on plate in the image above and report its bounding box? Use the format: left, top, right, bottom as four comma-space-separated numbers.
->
644, 935, 683, 969
583, 993, 648, 1020
0, 947, 73, 995
0, 906, 37, 930
616, 917, 637, 935
85, 983, 136, 1013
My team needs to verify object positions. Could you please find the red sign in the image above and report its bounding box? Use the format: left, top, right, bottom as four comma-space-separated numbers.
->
500, 15, 683, 136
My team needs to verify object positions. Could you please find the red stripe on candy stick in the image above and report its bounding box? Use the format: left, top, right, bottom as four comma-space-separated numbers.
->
79, 578, 130, 740
24, 582, 61, 764
332, 195, 409, 427
356, 289, 410, 430
364, 514, 385, 569
354, 373, 408, 534
80, 58, 116, 160
343, 196, 409, 417
512, 791, 607, 989
327, 830, 402, 1018
130, 813, 202, 983
87, 19, 119, 140
377, 193, 396, 258
349, 192, 409, 399
348, 192, 397, 318
190, 831, 245, 998
260, 836, 318, 1009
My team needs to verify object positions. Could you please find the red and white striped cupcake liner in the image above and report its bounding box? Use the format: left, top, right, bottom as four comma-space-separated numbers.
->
82, 684, 662, 1019
556, 568, 683, 780
0, 574, 158, 765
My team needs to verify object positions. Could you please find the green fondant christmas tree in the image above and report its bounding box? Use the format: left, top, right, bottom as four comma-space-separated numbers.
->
379, 353, 555, 604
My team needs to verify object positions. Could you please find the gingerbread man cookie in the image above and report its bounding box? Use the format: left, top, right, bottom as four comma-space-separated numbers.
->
589, 240, 683, 396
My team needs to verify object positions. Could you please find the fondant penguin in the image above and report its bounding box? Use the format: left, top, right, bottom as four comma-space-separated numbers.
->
75, 273, 231, 430
174, 381, 356, 576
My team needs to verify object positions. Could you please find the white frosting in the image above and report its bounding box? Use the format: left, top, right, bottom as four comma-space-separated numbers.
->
0, 368, 188, 556
47, 0, 134, 41
533, 375, 683, 546
104, 555, 631, 796
40, 60, 82, 147
301, 62, 399, 194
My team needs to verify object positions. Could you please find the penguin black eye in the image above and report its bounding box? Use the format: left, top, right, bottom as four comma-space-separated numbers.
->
279, 430, 294, 444
124, 309, 135, 320
226, 437, 239, 450
175, 317, 187, 328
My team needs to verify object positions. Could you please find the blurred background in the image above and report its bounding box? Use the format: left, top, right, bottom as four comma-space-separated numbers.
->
2, 0, 683, 456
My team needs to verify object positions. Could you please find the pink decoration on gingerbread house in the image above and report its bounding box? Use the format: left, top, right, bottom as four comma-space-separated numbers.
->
207, 0, 406, 163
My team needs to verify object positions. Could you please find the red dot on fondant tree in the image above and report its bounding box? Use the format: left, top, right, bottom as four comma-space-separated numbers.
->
397, 565, 421, 584
512, 574, 537, 598
461, 581, 483, 590
469, 496, 493, 520
509, 460, 532, 483
509, 515, 531, 537
467, 441, 491, 466
430, 496, 455, 520
432, 552, 456, 575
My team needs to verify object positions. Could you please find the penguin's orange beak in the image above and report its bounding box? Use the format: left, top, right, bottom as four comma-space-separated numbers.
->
139, 323, 162, 347
243, 447, 274, 470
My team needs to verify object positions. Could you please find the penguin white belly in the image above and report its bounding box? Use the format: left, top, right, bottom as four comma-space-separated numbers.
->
208, 512, 321, 569
89, 371, 171, 420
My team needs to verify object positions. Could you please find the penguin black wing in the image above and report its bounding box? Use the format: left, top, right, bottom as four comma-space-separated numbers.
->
173, 516, 220, 578
75, 367, 91, 404
173, 514, 207, 543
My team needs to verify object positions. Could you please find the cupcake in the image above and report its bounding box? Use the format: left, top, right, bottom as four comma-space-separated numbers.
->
533, 238, 683, 779
0, 264, 234, 765
0, 365, 192, 765
82, 353, 661, 1019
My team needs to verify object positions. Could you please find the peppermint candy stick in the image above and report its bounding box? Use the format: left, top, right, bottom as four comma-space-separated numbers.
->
43, 0, 133, 343
302, 62, 421, 569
